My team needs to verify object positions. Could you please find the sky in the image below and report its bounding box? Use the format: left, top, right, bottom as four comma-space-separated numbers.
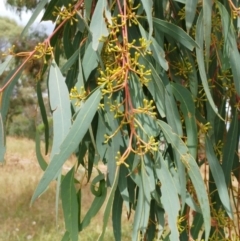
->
0, 0, 54, 34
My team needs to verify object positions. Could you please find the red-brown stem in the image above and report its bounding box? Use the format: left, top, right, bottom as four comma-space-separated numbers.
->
0, 52, 35, 92
0, 0, 84, 92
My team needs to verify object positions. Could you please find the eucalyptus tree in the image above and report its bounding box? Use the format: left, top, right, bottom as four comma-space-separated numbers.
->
1, 0, 240, 240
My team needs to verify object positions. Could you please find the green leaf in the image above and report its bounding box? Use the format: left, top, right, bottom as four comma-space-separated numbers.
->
0, 67, 23, 122
61, 167, 79, 241
31, 87, 102, 203
132, 181, 144, 241
96, 112, 108, 161
84, 0, 94, 19
203, 0, 212, 69
140, 0, 153, 37
152, 17, 199, 50
129, 73, 160, 138
118, 165, 130, 210
217, 2, 240, 96
35, 130, 48, 171
185, 50, 198, 97
0, 56, 13, 75
191, 212, 203, 239
21, 0, 48, 36
132, 156, 153, 239
63, 22, 74, 59
82, 42, 99, 81
97, 166, 120, 241
173, 0, 186, 2
36, 82, 49, 154
165, 84, 183, 136
49, 60, 71, 159
61, 48, 81, 74
185, 0, 198, 33
76, 50, 85, 89
154, 205, 165, 238
138, 24, 168, 71
205, 136, 233, 219
185, 192, 201, 214
141, 56, 166, 117
157, 120, 211, 241
172, 83, 197, 158
156, 153, 180, 241
112, 187, 123, 241
87, 142, 95, 182
196, 11, 221, 119
222, 110, 239, 185
0, 113, 5, 163
80, 174, 107, 230
41, 0, 60, 21
61, 231, 70, 241
90, 0, 110, 50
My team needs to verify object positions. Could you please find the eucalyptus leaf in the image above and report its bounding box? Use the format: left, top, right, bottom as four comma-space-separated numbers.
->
61, 167, 79, 241
31, 87, 102, 203
21, 0, 48, 36
151, 17, 199, 50
185, 0, 198, 33
156, 152, 180, 241
205, 136, 233, 219
0, 56, 13, 75
0, 114, 5, 163
90, 0, 110, 50
49, 60, 71, 159
157, 120, 211, 241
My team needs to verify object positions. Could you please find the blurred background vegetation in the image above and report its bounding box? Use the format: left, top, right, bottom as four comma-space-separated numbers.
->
0, 12, 51, 139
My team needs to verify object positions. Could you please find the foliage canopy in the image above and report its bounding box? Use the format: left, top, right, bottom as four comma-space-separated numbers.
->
1, 0, 240, 240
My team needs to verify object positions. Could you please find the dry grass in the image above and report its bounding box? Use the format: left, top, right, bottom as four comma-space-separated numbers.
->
0, 137, 131, 241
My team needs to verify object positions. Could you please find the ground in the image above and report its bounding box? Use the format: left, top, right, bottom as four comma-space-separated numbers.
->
0, 137, 131, 241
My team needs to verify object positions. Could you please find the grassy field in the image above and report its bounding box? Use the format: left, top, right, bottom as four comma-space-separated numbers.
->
0, 137, 132, 241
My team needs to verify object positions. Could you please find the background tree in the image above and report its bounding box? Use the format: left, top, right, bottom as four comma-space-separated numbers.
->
0, 16, 48, 138
0, 1, 240, 241
5, 0, 40, 13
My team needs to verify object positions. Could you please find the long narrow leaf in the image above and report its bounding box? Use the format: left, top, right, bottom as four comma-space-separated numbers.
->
36, 82, 49, 154
61, 167, 79, 241
217, 2, 240, 95
80, 174, 107, 229
90, 0, 110, 50
0, 56, 13, 75
35, 130, 48, 171
203, 0, 212, 69
151, 17, 199, 50
205, 136, 233, 219
156, 153, 180, 241
31, 87, 102, 203
49, 60, 71, 159
222, 110, 239, 185
185, 0, 198, 33
158, 120, 211, 241
112, 187, 123, 241
97, 166, 120, 241
140, 0, 153, 37
21, 0, 48, 36
172, 83, 197, 158
196, 11, 221, 119
0, 114, 5, 163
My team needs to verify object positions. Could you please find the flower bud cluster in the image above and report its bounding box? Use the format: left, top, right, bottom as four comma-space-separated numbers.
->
172, 58, 193, 79
52, 4, 78, 25
86, 6, 159, 167
69, 86, 87, 106
33, 43, 53, 63
134, 99, 157, 118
